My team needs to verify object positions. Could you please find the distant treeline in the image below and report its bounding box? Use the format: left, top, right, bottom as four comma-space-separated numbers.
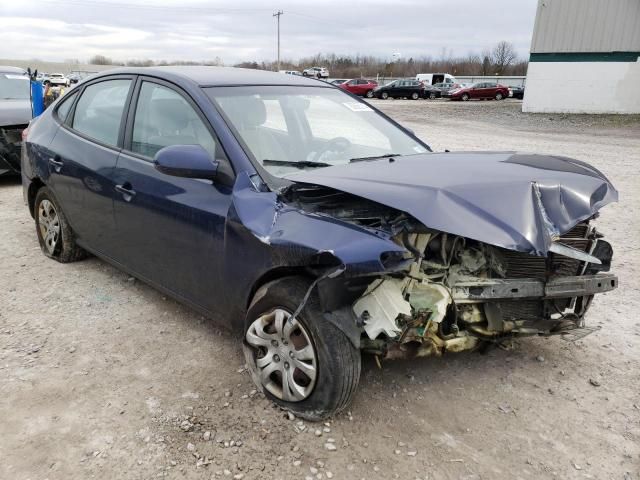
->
89, 41, 526, 78
88, 54, 224, 67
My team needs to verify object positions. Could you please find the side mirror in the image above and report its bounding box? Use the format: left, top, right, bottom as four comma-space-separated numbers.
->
154, 144, 218, 180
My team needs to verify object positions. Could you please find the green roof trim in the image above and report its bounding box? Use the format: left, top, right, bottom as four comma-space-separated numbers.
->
529, 52, 640, 62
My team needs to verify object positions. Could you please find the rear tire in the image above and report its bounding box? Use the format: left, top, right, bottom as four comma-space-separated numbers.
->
365, 90, 374, 98
34, 187, 87, 263
243, 277, 361, 421
495, 92, 504, 100
411, 92, 419, 100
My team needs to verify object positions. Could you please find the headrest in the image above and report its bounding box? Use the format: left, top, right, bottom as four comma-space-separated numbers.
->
149, 98, 191, 131
224, 96, 267, 129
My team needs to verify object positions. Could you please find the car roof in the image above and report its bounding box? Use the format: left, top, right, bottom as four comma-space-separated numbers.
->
92, 66, 328, 88
0, 65, 28, 75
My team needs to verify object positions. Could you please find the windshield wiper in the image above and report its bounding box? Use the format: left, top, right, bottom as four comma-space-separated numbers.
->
349, 153, 401, 163
263, 159, 331, 168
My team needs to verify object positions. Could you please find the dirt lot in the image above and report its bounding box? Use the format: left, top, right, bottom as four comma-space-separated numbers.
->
1, 99, 639, 480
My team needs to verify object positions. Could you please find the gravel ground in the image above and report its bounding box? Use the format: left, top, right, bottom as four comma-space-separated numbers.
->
1, 99, 639, 480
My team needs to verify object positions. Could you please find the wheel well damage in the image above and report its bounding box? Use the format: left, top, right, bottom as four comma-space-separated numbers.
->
231, 171, 412, 342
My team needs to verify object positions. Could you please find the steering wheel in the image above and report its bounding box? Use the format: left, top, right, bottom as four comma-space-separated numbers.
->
310, 136, 351, 163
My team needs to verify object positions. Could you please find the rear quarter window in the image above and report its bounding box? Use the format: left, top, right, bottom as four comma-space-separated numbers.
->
55, 91, 78, 122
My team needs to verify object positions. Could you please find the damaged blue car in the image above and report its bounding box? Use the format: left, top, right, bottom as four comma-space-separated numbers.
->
21, 67, 618, 420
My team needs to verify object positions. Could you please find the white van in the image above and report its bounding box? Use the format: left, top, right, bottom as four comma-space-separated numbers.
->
415, 73, 457, 85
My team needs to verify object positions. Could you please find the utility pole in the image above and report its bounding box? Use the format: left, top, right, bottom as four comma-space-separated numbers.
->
273, 10, 283, 71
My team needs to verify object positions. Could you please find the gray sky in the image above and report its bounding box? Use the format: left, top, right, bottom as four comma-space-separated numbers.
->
0, 0, 538, 64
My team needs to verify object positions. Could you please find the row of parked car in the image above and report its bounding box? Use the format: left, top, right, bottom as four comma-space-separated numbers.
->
280, 67, 330, 78
34, 71, 97, 87
330, 77, 525, 101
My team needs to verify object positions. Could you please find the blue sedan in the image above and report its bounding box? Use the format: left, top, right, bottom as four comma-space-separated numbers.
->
21, 67, 618, 420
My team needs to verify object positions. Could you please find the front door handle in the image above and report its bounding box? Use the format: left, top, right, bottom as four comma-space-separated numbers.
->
115, 183, 136, 202
48, 156, 63, 172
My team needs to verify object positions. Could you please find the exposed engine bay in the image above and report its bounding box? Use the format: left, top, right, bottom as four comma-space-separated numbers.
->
283, 182, 617, 359
354, 222, 615, 359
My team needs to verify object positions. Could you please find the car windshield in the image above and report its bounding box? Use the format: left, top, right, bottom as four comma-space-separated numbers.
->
0, 74, 30, 100
207, 85, 428, 178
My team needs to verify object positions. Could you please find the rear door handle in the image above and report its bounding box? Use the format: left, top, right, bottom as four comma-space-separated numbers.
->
115, 183, 136, 201
48, 156, 63, 172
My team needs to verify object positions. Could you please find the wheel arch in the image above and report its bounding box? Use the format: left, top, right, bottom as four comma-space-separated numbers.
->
27, 177, 46, 219
244, 252, 366, 349
246, 266, 314, 312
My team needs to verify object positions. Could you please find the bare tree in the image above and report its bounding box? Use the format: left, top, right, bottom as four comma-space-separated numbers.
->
88, 54, 113, 65
491, 41, 517, 75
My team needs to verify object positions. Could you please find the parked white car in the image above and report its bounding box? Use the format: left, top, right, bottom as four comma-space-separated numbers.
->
302, 66, 329, 78
415, 73, 457, 86
46, 73, 69, 87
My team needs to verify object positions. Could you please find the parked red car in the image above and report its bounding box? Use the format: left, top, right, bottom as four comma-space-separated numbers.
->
339, 78, 379, 98
447, 82, 509, 101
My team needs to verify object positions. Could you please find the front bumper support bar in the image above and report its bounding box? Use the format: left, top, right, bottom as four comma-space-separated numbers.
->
451, 274, 618, 303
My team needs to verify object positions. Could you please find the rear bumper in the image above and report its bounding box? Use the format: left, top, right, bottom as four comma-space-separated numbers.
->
451, 274, 618, 303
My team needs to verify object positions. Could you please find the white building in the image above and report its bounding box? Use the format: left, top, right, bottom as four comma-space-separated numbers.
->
523, 0, 640, 114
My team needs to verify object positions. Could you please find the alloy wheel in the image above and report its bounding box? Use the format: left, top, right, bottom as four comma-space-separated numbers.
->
244, 308, 318, 402
38, 199, 60, 254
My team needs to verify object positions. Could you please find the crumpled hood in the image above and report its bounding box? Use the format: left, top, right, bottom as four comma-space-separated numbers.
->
286, 152, 618, 255
0, 99, 32, 126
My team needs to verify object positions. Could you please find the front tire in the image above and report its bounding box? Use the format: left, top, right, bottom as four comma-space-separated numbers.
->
429, 91, 437, 99
243, 277, 361, 421
34, 187, 87, 263
461, 93, 470, 101
380, 92, 389, 99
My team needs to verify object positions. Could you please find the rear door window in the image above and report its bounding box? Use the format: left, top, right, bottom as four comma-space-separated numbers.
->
72, 79, 132, 147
